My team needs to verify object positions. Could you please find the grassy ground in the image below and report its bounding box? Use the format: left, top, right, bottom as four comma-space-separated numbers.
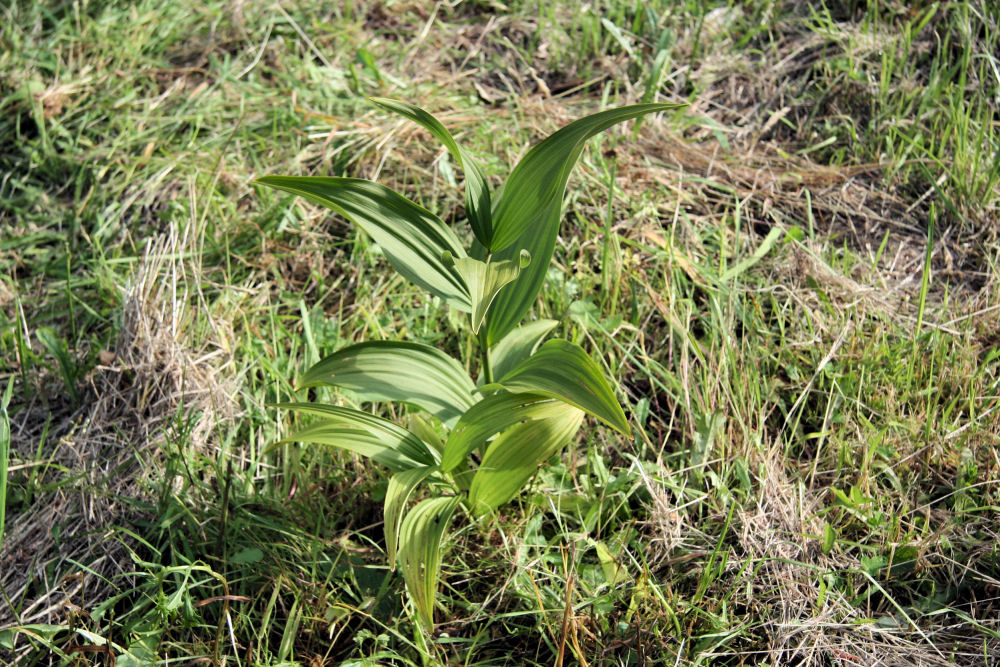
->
1, 0, 999, 664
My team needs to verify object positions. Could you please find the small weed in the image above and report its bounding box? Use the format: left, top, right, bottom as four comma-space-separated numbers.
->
257, 97, 678, 632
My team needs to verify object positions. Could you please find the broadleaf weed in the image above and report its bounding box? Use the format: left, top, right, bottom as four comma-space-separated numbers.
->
256, 98, 680, 630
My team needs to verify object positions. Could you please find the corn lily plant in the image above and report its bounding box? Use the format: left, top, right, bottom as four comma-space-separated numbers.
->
256, 98, 676, 629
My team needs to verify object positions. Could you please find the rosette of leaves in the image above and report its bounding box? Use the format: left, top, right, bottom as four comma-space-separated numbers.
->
256, 98, 678, 629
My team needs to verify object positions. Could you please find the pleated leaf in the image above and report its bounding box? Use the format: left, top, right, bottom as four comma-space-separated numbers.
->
369, 97, 494, 247
468, 406, 584, 515
274, 403, 435, 471
255, 176, 471, 309
445, 250, 530, 334
398, 496, 462, 629
408, 414, 446, 456
385, 465, 439, 569
440, 391, 566, 472
298, 341, 476, 427
487, 319, 558, 384
484, 103, 681, 343
491, 339, 629, 434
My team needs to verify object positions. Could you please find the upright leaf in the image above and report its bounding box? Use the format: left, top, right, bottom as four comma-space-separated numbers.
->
445, 250, 530, 334
484, 103, 681, 343
298, 341, 476, 427
487, 319, 558, 384
385, 466, 439, 569
397, 496, 462, 629
255, 176, 471, 309
490, 103, 677, 252
408, 414, 446, 456
491, 339, 629, 434
468, 406, 584, 515
440, 391, 567, 472
369, 97, 494, 247
274, 403, 435, 471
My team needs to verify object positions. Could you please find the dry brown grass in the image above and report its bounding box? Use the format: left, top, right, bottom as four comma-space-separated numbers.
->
1, 228, 237, 632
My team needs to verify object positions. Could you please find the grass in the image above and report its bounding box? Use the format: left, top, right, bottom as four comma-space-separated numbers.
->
1, 0, 998, 664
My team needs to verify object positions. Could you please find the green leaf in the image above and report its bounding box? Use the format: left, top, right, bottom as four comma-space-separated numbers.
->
488, 319, 558, 384
468, 407, 583, 515
297, 341, 476, 427
255, 176, 471, 309
492, 104, 681, 253
408, 414, 446, 456
491, 339, 629, 434
593, 540, 628, 587
278, 600, 300, 662
369, 97, 494, 247
822, 523, 836, 555
385, 466, 438, 569
440, 391, 567, 472
484, 102, 681, 343
231, 547, 264, 564
397, 496, 461, 629
274, 403, 436, 471
445, 249, 530, 333
0, 624, 67, 650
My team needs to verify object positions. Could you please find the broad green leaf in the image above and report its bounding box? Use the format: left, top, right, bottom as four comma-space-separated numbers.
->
231, 547, 264, 564
408, 414, 445, 456
491, 339, 629, 434
255, 176, 471, 309
369, 97, 494, 247
488, 319, 558, 384
298, 341, 476, 427
445, 250, 530, 334
484, 103, 681, 343
0, 624, 67, 650
468, 407, 583, 515
440, 391, 567, 472
384, 465, 438, 569
397, 496, 461, 629
273, 402, 436, 470
593, 540, 628, 587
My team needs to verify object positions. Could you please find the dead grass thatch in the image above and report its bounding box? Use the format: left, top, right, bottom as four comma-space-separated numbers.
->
0, 227, 237, 635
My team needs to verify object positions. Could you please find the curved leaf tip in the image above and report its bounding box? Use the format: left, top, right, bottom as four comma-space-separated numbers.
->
495, 339, 629, 434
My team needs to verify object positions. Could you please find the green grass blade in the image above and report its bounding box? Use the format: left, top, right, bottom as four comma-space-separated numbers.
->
255, 176, 471, 309
36, 327, 79, 405
719, 226, 784, 281
385, 465, 438, 569
485, 103, 682, 343
369, 97, 494, 247
440, 391, 567, 472
490, 339, 629, 434
468, 406, 583, 515
298, 341, 476, 427
397, 496, 461, 629
273, 402, 436, 469
915, 204, 935, 336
